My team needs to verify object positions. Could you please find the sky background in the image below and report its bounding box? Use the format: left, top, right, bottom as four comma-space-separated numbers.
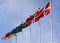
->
0, 0, 60, 43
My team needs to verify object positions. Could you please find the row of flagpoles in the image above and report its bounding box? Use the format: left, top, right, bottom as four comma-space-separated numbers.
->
19, 0, 53, 43
2, 0, 54, 43
14, 19, 53, 43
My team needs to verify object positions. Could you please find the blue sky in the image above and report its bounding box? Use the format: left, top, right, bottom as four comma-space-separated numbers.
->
0, 0, 60, 43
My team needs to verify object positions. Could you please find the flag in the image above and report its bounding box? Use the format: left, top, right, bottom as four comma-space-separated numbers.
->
26, 15, 34, 24
26, 15, 34, 22
21, 21, 31, 29
1, 33, 16, 40
45, 2, 50, 9
26, 2, 50, 23
1, 24, 23, 40
2, 2, 51, 40
34, 7, 44, 22
10, 24, 22, 34
22, 22, 30, 28
34, 2, 50, 22
1, 21, 32, 40
44, 2, 50, 15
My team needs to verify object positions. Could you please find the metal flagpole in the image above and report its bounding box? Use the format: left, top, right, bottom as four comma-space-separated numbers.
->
29, 25, 31, 43
43, 1, 53, 43
22, 21, 23, 43
38, 20, 41, 43
38, 8, 42, 43
11, 37, 12, 43
15, 33, 17, 43
29, 23, 31, 43
22, 30, 23, 43
50, 0, 53, 43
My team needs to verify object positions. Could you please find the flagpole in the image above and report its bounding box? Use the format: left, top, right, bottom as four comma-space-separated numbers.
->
29, 15, 32, 43
22, 21, 23, 43
22, 30, 23, 43
38, 8, 42, 43
11, 37, 12, 43
50, 0, 53, 43
38, 21, 41, 43
29, 25, 31, 43
16, 33, 17, 43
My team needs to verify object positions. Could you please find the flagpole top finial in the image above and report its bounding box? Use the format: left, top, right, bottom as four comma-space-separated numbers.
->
30, 15, 31, 16
38, 8, 40, 9
22, 21, 23, 23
